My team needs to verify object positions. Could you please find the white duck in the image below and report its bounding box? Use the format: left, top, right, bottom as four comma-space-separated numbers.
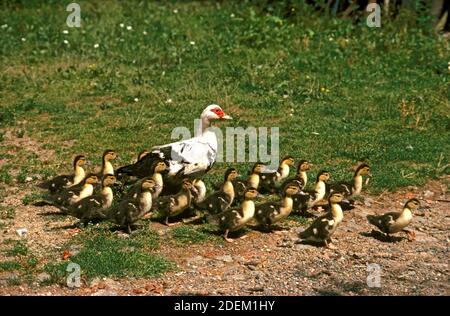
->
116, 104, 232, 193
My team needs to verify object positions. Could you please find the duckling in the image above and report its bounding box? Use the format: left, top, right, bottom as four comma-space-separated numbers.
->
191, 178, 207, 204
298, 192, 345, 249
330, 163, 371, 197
367, 198, 421, 241
291, 170, 331, 214
231, 178, 247, 206
123, 159, 167, 200
247, 162, 265, 190
254, 182, 301, 232
279, 159, 311, 193
109, 178, 157, 233
63, 174, 116, 224
99, 150, 117, 177
136, 149, 149, 162
195, 168, 238, 215
259, 156, 295, 193
208, 188, 259, 242
49, 174, 99, 207
40, 155, 87, 193
156, 178, 195, 226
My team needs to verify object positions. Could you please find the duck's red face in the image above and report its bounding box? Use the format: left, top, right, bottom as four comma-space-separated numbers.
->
210, 107, 225, 118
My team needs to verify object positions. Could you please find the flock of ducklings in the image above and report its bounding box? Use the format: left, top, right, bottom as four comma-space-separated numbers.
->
39, 150, 423, 248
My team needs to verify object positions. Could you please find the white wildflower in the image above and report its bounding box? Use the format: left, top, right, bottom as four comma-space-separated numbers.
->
173, 9, 178, 14
21, 37, 26, 42
63, 39, 69, 44
189, 41, 195, 45
94, 43, 99, 48
62, 30, 69, 34
230, 13, 235, 18
166, 99, 173, 104
143, 31, 148, 35
126, 25, 132, 31
120, 23, 124, 28
134, 98, 139, 102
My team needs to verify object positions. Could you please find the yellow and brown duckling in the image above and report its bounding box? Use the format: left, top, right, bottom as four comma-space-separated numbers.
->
109, 178, 157, 233
291, 170, 331, 214
254, 182, 301, 232
330, 163, 371, 197
279, 159, 312, 193
195, 168, 239, 215
62, 174, 116, 225
259, 156, 295, 194
208, 188, 259, 243
367, 198, 422, 241
298, 191, 345, 249
40, 155, 87, 194
99, 149, 118, 177
48, 174, 99, 207
247, 162, 265, 190
156, 178, 196, 226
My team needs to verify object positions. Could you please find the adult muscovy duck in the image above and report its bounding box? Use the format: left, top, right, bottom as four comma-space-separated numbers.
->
116, 104, 232, 194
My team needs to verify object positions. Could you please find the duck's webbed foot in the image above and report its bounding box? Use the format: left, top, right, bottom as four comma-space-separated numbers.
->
404, 229, 416, 241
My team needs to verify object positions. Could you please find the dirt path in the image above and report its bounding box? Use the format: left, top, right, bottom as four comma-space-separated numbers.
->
0, 175, 448, 296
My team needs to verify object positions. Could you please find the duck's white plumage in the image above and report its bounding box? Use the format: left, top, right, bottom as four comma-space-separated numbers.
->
116, 104, 232, 183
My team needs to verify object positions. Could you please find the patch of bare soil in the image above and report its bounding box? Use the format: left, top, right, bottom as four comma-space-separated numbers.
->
0, 176, 448, 296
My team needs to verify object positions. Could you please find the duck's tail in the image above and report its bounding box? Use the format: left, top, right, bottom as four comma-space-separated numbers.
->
366, 214, 379, 227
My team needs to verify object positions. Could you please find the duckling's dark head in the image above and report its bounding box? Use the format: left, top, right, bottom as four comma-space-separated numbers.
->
297, 160, 311, 172
85, 175, 99, 185
141, 178, 156, 192
284, 183, 300, 196
181, 178, 193, 190
329, 192, 344, 203
137, 150, 149, 161
103, 150, 117, 162
317, 170, 330, 182
102, 174, 116, 187
224, 168, 238, 181
73, 155, 86, 168
281, 156, 295, 167
355, 163, 371, 177
405, 198, 420, 210
251, 162, 265, 174
244, 188, 259, 200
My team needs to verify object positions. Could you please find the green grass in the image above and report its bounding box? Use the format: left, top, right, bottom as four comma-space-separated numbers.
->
5, 240, 28, 257
171, 224, 220, 244
42, 226, 173, 282
0, 260, 22, 272
0, 1, 448, 193
0, 0, 448, 283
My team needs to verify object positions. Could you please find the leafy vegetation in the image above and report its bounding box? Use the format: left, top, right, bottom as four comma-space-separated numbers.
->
0, 1, 448, 193
0, 0, 448, 283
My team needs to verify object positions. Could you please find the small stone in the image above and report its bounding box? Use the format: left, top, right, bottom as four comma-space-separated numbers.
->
16, 228, 28, 236
25, 176, 33, 182
91, 289, 118, 296
37, 272, 51, 283
214, 255, 233, 263
363, 197, 374, 207
423, 190, 434, 199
